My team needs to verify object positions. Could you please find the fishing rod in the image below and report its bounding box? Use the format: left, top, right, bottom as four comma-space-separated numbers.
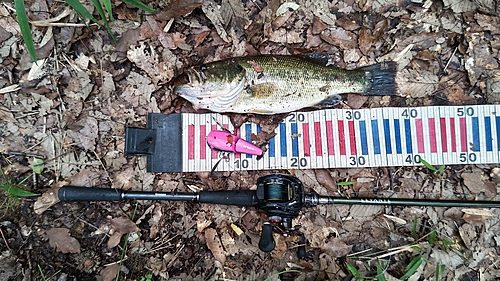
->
58, 174, 500, 252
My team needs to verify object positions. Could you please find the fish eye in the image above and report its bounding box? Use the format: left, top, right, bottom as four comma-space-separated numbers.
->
200, 64, 208, 71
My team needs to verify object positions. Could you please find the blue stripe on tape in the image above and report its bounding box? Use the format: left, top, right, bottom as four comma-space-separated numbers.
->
497, 116, 500, 151
485, 116, 492, 152
280, 123, 287, 157
359, 120, 368, 155
291, 123, 298, 157
269, 136, 275, 157
384, 119, 392, 154
472, 117, 480, 152
394, 119, 402, 154
404, 119, 412, 154
372, 119, 381, 155
245, 124, 252, 158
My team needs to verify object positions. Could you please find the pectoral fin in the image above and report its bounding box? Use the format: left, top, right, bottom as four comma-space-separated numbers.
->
312, 95, 342, 109
247, 83, 279, 98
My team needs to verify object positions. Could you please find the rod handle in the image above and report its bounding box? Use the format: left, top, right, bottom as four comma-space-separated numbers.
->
198, 190, 256, 206
58, 186, 124, 202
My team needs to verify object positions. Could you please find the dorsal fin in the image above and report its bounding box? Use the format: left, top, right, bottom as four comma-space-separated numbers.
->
298, 52, 333, 66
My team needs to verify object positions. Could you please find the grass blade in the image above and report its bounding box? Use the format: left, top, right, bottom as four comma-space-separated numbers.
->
102, 0, 114, 21
64, 0, 102, 26
122, 0, 155, 12
89, 0, 115, 41
346, 263, 362, 279
14, 0, 38, 62
3, 184, 38, 197
401, 255, 423, 280
376, 263, 387, 281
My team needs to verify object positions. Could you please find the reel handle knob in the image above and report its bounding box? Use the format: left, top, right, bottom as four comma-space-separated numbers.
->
258, 223, 275, 252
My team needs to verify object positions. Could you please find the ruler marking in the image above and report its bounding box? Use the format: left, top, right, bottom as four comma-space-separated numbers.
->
338, 120, 346, 155
245, 123, 253, 159
291, 123, 299, 157
416, 118, 424, 154
188, 124, 195, 160
450, 117, 457, 153
472, 117, 480, 152
326, 120, 334, 156
372, 119, 381, 155
314, 122, 322, 156
348, 120, 356, 155
383, 119, 392, 154
279, 123, 287, 157
359, 120, 368, 155
460, 117, 467, 153
404, 119, 412, 154
428, 117, 437, 153
302, 123, 311, 157
394, 119, 402, 154
485, 116, 492, 152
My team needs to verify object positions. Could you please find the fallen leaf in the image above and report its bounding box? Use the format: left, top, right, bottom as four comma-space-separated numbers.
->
108, 217, 139, 248
396, 69, 439, 98
100, 264, 119, 281
314, 170, 338, 192
461, 172, 497, 196
322, 238, 352, 258
156, 0, 203, 20
205, 228, 226, 264
34, 184, 62, 214
46, 228, 81, 253
458, 223, 476, 249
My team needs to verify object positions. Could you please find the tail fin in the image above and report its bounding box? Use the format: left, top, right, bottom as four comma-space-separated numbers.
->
361, 61, 398, 96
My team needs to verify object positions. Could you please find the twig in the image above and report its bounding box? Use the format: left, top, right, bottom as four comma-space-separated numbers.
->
0, 227, 10, 250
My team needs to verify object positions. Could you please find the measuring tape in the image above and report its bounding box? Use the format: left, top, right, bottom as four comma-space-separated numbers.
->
128, 105, 499, 172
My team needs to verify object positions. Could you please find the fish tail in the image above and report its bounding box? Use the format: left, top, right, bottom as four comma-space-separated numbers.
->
360, 61, 398, 96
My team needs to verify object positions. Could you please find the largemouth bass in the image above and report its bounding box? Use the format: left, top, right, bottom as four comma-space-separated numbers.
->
173, 55, 397, 114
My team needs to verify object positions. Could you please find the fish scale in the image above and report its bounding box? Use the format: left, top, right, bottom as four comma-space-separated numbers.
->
124, 105, 500, 172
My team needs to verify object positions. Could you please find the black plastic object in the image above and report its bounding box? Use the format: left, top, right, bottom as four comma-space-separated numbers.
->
59, 186, 123, 202
259, 223, 276, 252
199, 190, 257, 206
297, 234, 307, 259
124, 113, 183, 172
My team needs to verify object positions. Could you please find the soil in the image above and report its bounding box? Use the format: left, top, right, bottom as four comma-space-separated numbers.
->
1, 0, 500, 280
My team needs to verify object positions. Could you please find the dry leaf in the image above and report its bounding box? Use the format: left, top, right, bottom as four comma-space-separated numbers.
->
46, 228, 81, 253
34, 185, 61, 214
458, 223, 476, 249
314, 170, 337, 192
108, 217, 139, 248
396, 69, 439, 98
322, 238, 352, 258
100, 264, 119, 281
205, 228, 226, 264
461, 172, 497, 196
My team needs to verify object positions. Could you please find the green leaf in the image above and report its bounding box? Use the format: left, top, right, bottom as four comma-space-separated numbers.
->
3, 184, 38, 197
428, 230, 437, 245
346, 263, 362, 279
376, 263, 387, 281
14, 0, 38, 63
435, 264, 445, 280
65, 0, 102, 26
122, 0, 155, 13
32, 158, 45, 174
337, 181, 356, 186
401, 255, 423, 280
89, 0, 115, 42
420, 158, 437, 172
101, 0, 114, 21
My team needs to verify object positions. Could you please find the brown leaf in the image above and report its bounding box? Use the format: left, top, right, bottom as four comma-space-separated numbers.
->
46, 228, 81, 253
111, 217, 139, 234
315, 170, 338, 192
312, 17, 328, 35
358, 28, 372, 55
204, 228, 226, 264
34, 184, 62, 215
322, 238, 352, 258
100, 264, 119, 281
461, 172, 497, 196
320, 28, 358, 49
156, 0, 203, 20
335, 18, 360, 31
